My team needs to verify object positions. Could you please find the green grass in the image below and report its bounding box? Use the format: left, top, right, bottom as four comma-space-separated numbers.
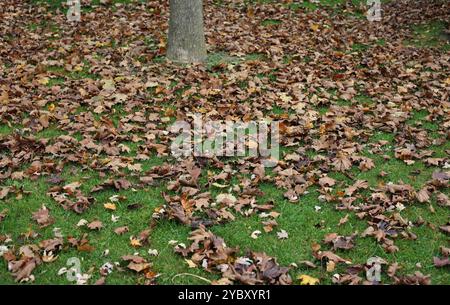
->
261, 19, 282, 27
2, 160, 448, 284
405, 20, 450, 51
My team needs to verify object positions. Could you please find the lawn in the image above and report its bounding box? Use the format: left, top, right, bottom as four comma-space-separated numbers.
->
0, 0, 449, 285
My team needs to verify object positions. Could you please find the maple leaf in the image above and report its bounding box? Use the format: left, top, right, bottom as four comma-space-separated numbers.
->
32, 206, 54, 228
344, 180, 368, 196
185, 259, 197, 268
332, 156, 352, 171
127, 262, 151, 273
0, 187, 11, 200
436, 193, 450, 207
277, 230, 289, 240
114, 226, 129, 235
416, 188, 430, 203
103, 203, 116, 211
216, 193, 237, 206
338, 214, 349, 226
122, 255, 151, 273
310, 24, 320, 31
433, 257, 449, 268
63, 181, 81, 194
298, 274, 320, 285
130, 237, 142, 247
319, 176, 336, 187
87, 220, 103, 230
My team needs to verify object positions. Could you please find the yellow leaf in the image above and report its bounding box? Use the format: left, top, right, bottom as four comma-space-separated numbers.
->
247, 7, 254, 18
310, 24, 320, 31
326, 261, 336, 272
103, 203, 116, 211
197, 107, 207, 114
38, 77, 49, 85
158, 37, 166, 48
164, 107, 175, 117
95, 41, 110, 47
48, 103, 56, 112
444, 77, 450, 85
298, 274, 320, 285
130, 237, 141, 248
185, 259, 197, 268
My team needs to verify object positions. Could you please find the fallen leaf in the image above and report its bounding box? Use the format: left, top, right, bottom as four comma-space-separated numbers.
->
251, 230, 262, 239
103, 203, 117, 211
114, 226, 129, 235
298, 274, 320, 285
87, 220, 103, 230
32, 206, 54, 228
277, 230, 289, 240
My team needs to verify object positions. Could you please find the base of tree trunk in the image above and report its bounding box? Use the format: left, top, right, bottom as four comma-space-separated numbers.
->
167, 0, 207, 64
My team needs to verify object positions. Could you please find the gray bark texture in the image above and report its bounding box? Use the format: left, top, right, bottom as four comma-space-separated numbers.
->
167, 0, 207, 63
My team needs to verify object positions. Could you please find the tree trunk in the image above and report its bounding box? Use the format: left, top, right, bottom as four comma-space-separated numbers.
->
167, 0, 207, 63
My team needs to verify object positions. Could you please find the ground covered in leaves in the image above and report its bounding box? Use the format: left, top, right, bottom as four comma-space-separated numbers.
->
0, 0, 449, 285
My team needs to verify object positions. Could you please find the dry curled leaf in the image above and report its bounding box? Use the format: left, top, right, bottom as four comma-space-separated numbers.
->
114, 226, 129, 235
103, 203, 116, 211
32, 206, 54, 228
0, 209, 8, 223
87, 220, 103, 230
277, 229, 289, 240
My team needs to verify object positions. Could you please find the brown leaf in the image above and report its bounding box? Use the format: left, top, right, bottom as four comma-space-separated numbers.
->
344, 180, 368, 196
31, 206, 54, 228
122, 255, 151, 273
0, 187, 11, 200
387, 263, 400, 277
319, 176, 336, 187
298, 260, 317, 269
127, 262, 151, 273
436, 193, 450, 207
114, 178, 132, 190
416, 188, 430, 203
63, 181, 81, 194
114, 226, 129, 235
440, 246, 450, 256
324, 233, 356, 250
332, 155, 352, 171
39, 238, 63, 252
338, 214, 349, 226
439, 225, 450, 235
87, 220, 103, 230
0, 209, 8, 223
316, 251, 351, 264
122, 255, 146, 263
433, 257, 449, 268
394, 272, 431, 285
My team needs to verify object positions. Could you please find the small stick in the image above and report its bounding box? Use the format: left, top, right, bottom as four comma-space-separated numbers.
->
171, 273, 212, 284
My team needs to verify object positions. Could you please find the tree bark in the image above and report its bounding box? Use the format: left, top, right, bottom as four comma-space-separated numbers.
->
167, 0, 207, 63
